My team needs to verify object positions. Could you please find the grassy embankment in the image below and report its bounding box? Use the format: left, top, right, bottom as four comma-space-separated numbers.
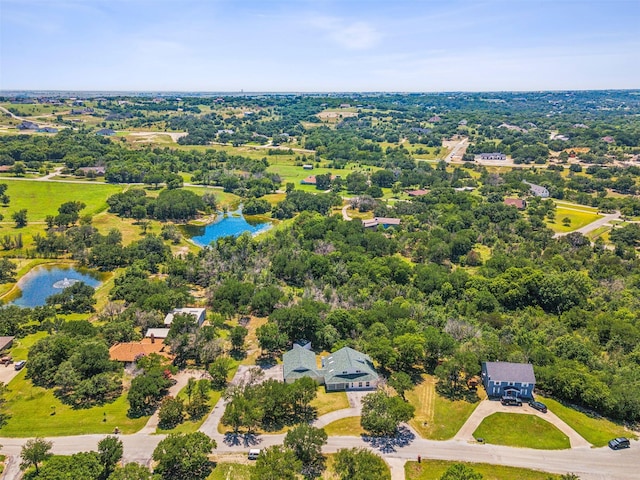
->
537, 395, 635, 447
406, 460, 565, 480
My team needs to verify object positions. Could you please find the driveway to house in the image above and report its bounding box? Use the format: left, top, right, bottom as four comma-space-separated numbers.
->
341, 204, 352, 221
0, 366, 22, 386
138, 369, 208, 434
454, 399, 591, 448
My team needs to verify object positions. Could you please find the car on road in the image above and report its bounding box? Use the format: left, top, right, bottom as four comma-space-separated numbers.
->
501, 395, 522, 406
14, 360, 26, 370
248, 449, 261, 460
608, 437, 630, 450
528, 400, 548, 413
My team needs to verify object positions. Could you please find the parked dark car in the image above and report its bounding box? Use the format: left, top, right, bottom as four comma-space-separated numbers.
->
501, 395, 522, 406
608, 437, 630, 450
528, 400, 548, 413
14, 360, 26, 370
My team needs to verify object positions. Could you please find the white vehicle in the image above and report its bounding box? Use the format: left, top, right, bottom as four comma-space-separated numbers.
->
248, 449, 261, 460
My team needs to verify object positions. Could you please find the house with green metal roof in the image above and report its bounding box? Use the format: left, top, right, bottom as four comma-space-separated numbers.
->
322, 347, 379, 391
283, 344, 324, 384
283, 345, 379, 391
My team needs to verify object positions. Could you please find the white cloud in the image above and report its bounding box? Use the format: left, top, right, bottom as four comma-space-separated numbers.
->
310, 16, 380, 50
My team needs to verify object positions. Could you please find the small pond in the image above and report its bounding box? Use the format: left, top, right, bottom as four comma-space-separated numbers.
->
182, 209, 272, 248
9, 265, 103, 308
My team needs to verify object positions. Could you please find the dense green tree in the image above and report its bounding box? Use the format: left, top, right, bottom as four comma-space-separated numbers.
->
97, 436, 123, 480
250, 446, 301, 480
12, 209, 27, 227
440, 463, 483, 480
283, 424, 327, 474
334, 448, 390, 480
107, 462, 154, 480
152, 432, 216, 480
20, 437, 53, 475
158, 396, 185, 429
360, 390, 415, 436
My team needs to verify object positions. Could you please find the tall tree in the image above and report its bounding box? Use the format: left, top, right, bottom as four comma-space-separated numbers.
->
250, 446, 301, 480
334, 448, 390, 480
98, 435, 123, 480
283, 424, 327, 474
20, 437, 53, 475
152, 432, 216, 480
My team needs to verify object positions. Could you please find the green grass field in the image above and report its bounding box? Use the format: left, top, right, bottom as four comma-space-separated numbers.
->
323, 416, 364, 436
0, 369, 149, 437
1, 179, 123, 221
406, 375, 483, 440
7, 331, 48, 361
537, 395, 634, 447
310, 387, 350, 417
208, 462, 254, 480
547, 202, 602, 233
405, 460, 563, 480
472, 412, 570, 449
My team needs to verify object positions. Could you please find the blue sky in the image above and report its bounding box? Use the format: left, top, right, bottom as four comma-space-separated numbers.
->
1, 0, 639, 92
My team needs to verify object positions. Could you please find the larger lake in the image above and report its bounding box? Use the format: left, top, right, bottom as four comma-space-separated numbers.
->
182, 210, 272, 248
9, 265, 103, 308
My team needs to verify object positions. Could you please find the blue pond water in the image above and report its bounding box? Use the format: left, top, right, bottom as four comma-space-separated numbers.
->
10, 265, 102, 308
182, 211, 272, 248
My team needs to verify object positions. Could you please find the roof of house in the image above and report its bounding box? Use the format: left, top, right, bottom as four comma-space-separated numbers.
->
78, 166, 106, 174
283, 345, 322, 380
482, 361, 536, 384
323, 347, 379, 384
164, 307, 206, 325
0, 336, 14, 351
301, 175, 317, 184
109, 341, 172, 362
504, 198, 526, 209
96, 128, 116, 136
479, 152, 506, 158
362, 217, 401, 228
145, 328, 171, 339
407, 189, 429, 197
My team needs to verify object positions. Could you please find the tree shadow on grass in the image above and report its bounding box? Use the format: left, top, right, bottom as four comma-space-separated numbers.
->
362, 425, 415, 453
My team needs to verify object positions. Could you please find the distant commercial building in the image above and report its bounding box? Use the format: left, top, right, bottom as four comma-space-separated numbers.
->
478, 152, 507, 161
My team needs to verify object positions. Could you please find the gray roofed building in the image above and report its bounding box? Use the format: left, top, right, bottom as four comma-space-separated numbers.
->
481, 361, 536, 399
362, 217, 401, 229
283, 345, 324, 384
322, 347, 379, 391
478, 152, 507, 161
523, 180, 549, 198
282, 345, 379, 391
0, 336, 14, 352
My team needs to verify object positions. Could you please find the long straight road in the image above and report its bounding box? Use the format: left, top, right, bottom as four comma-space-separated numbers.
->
1, 425, 636, 480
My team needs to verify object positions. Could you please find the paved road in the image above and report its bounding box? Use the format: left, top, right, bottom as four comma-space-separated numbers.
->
2, 428, 636, 480
553, 211, 620, 238
444, 138, 468, 162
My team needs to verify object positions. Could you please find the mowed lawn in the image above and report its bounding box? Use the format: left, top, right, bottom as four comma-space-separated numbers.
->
406, 375, 483, 440
548, 202, 602, 233
2, 179, 124, 221
323, 416, 364, 436
405, 460, 563, 480
537, 395, 634, 447
311, 387, 350, 417
472, 413, 570, 449
0, 369, 148, 437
